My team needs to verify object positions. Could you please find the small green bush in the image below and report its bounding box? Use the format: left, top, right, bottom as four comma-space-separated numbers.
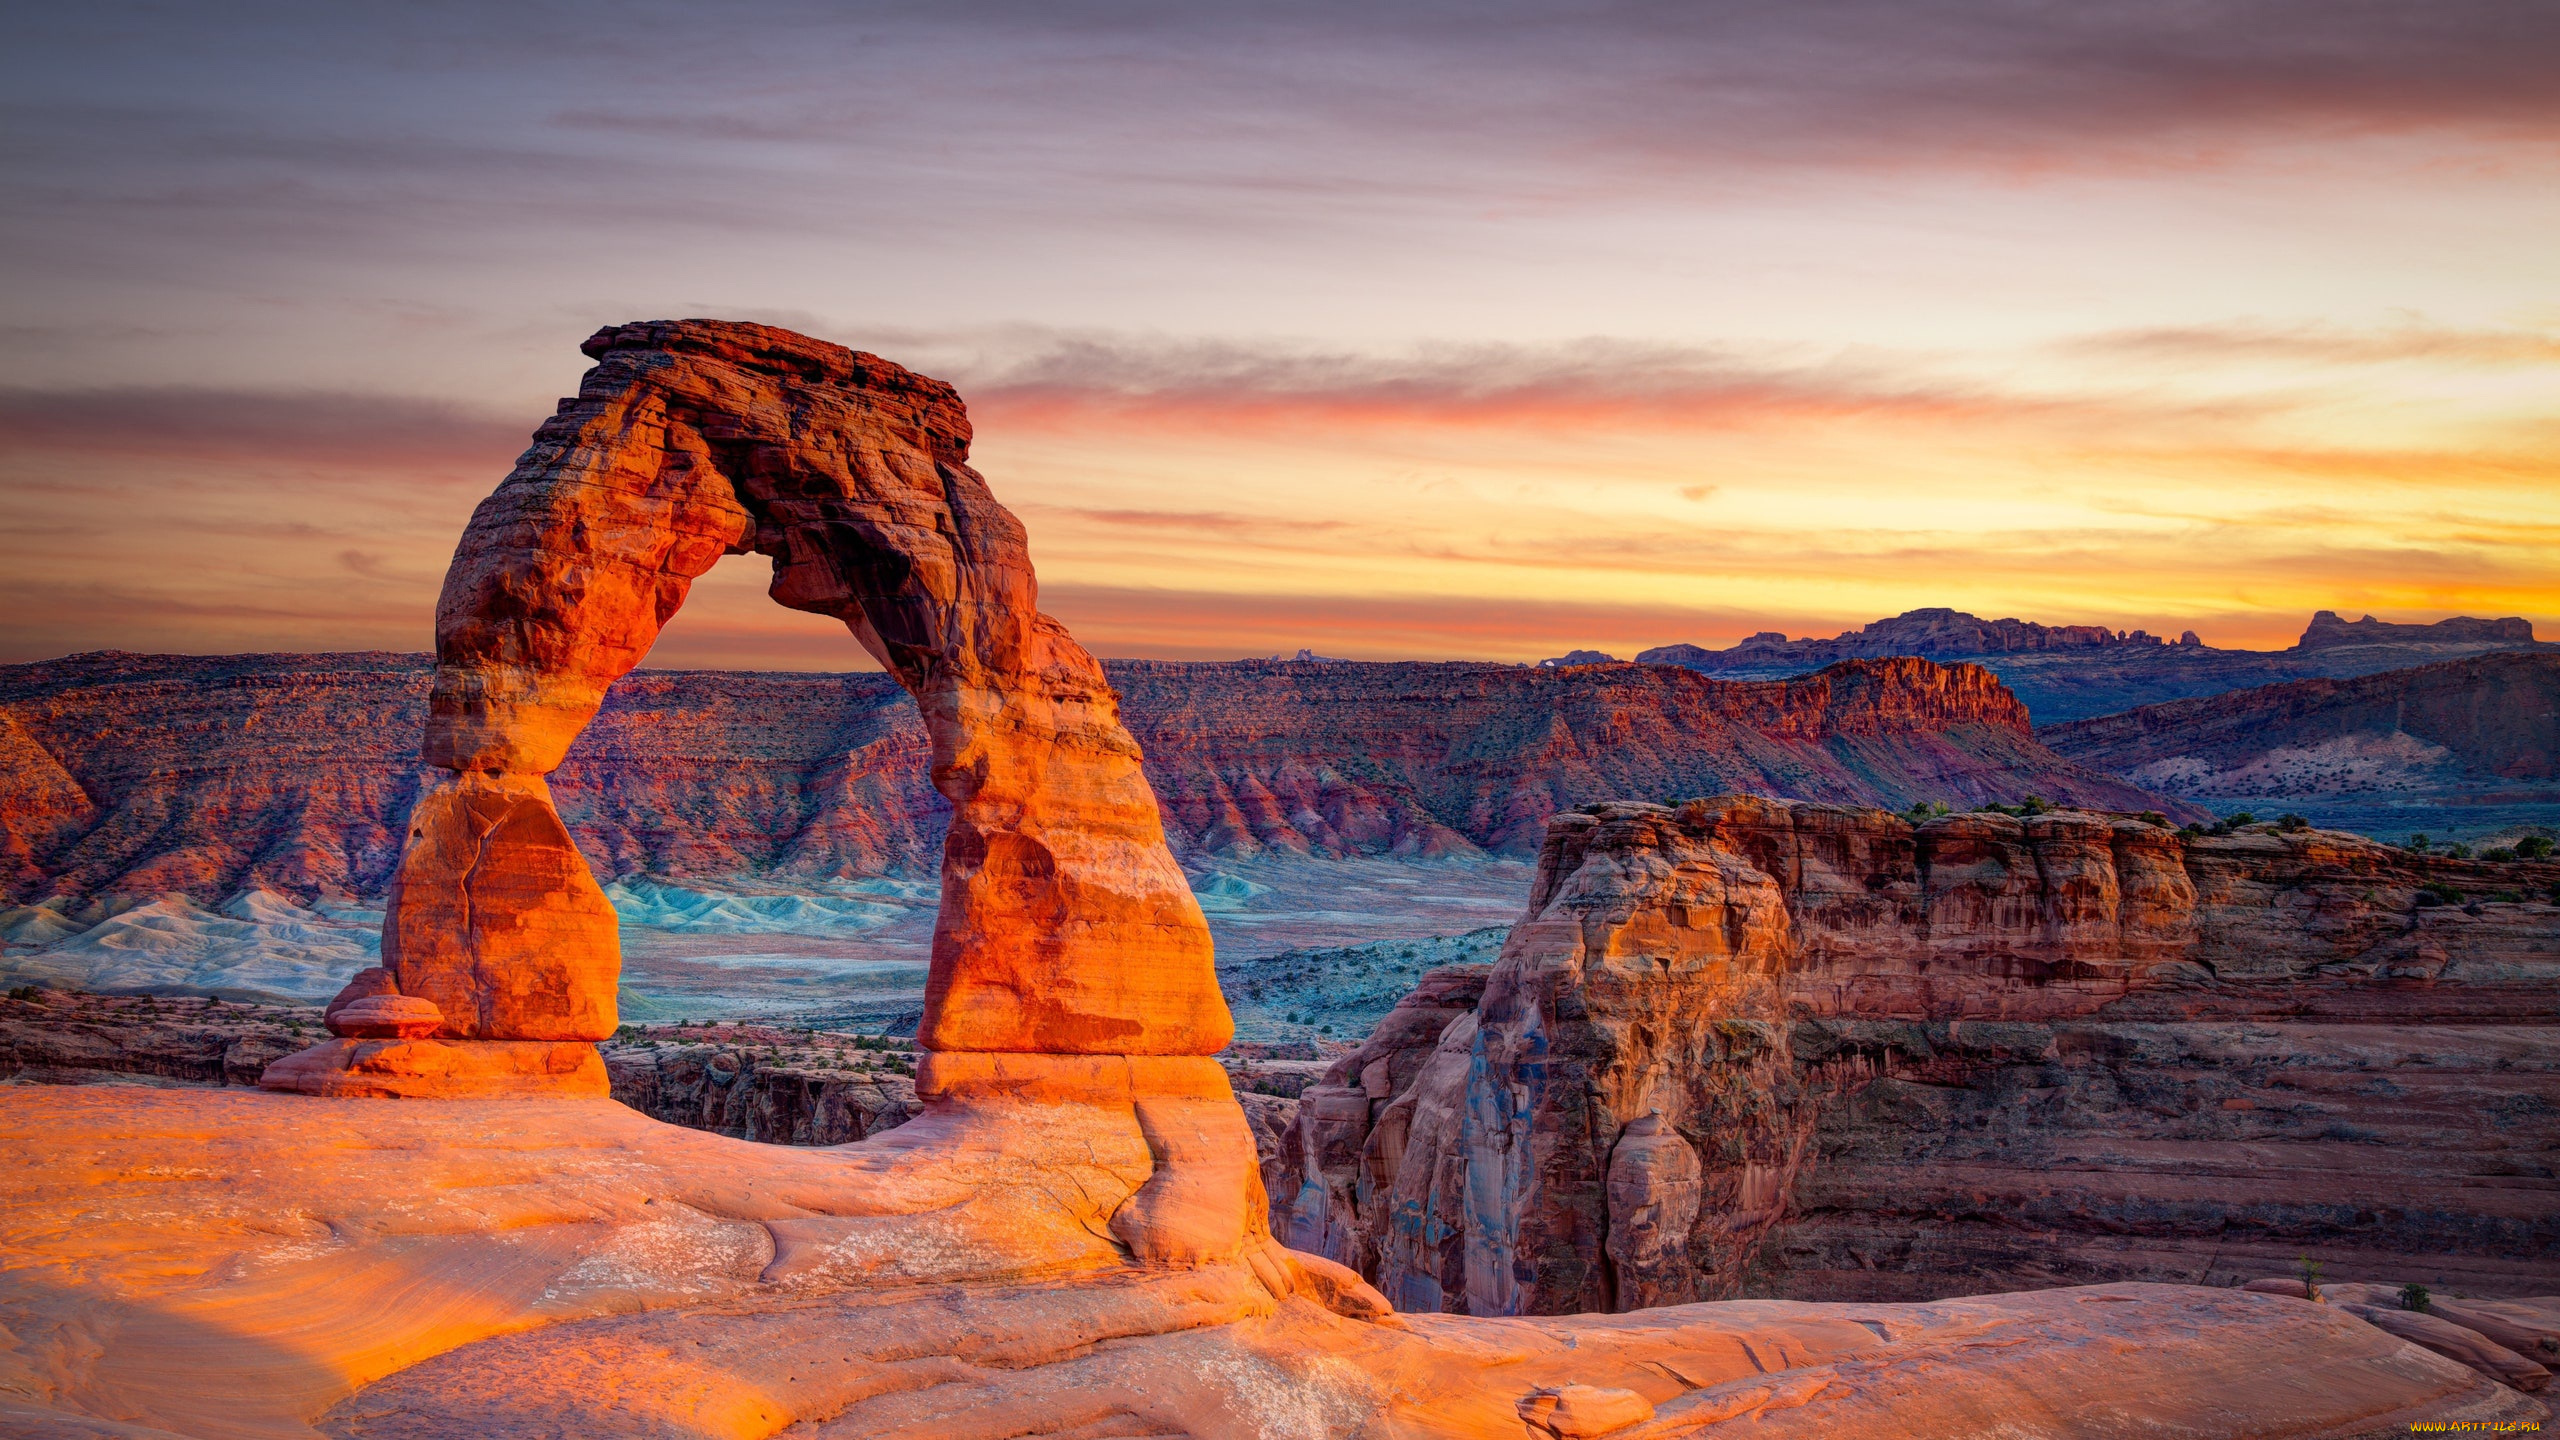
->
2296, 1253, 2325, 1302
2225, 811, 2257, 827
2138, 811, 2168, 827
5, 985, 38, 1002
2486, 890, 2525, 904
2276, 813, 2309, 833
2399, 1282, 2430, 1312
2516, 836, 2554, 860
2447, 842, 2474, 860
2483, 847, 2519, 862
2407, 833, 2432, 853
2417, 882, 2463, 907
2018, 794, 2052, 815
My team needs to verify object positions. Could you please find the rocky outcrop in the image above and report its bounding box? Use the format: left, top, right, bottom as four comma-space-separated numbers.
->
0, 650, 2191, 906
0, 990, 309, 1086
1280, 797, 2560, 1315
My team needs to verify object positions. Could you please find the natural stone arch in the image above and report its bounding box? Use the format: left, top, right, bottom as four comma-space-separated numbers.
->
386, 319, 1230, 1057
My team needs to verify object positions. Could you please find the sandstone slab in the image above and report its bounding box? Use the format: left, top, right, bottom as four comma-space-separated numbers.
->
0, 1086, 2542, 1440
258, 1036, 608, 1098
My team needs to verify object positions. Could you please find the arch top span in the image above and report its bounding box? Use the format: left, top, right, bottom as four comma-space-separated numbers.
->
392, 318, 1231, 1058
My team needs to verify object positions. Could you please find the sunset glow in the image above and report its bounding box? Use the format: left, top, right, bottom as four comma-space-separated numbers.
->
4, 3, 2555, 668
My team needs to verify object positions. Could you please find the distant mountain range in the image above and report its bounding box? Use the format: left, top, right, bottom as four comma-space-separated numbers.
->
0, 650, 2184, 907
1552, 608, 2554, 722
2040, 651, 2559, 843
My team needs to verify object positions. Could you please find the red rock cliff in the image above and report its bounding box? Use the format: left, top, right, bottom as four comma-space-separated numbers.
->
0, 653, 2191, 905
1279, 799, 2560, 1314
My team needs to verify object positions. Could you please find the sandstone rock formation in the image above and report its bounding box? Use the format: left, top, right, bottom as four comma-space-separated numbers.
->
1280, 798, 2560, 1315
421, 319, 1223, 1058
256, 319, 1232, 1094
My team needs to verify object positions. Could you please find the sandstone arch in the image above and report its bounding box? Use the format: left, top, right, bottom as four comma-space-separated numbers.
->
389, 319, 1230, 1057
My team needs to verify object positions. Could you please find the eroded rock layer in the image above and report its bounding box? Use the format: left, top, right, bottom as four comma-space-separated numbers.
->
0, 650, 2188, 909
1280, 799, 2560, 1315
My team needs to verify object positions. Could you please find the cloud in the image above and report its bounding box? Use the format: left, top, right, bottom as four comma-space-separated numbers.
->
963, 334, 2118, 437
0, 387, 532, 471
2072, 322, 2560, 368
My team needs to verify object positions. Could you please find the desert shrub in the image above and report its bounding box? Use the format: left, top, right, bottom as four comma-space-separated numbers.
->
2516, 836, 2555, 860
5, 985, 38, 1002
2276, 813, 2309, 832
2446, 842, 2473, 860
2417, 882, 2462, 907
2407, 833, 2432, 853
2224, 811, 2257, 828
2138, 811, 2168, 827
2486, 890, 2525, 904
2483, 847, 2519, 862
2179, 822, 2206, 838
2400, 1283, 2430, 1312
2296, 1253, 2325, 1301
2019, 794, 2052, 815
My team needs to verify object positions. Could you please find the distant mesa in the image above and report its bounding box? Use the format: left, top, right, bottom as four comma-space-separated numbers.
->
1636, 606, 2554, 723
1636, 607, 2180, 669
2295, 609, 2536, 651
1535, 649, 1622, 668
1641, 605, 2541, 670
1269, 648, 1350, 663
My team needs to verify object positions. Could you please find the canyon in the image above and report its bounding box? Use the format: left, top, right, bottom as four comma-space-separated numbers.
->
1278, 798, 2560, 1316
4, 318, 2546, 1437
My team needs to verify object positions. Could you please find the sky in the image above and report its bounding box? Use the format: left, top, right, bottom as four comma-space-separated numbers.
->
3, 1, 2556, 670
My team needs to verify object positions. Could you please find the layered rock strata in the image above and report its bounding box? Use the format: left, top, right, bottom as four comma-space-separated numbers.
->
1280, 798, 2560, 1315
0, 649, 2190, 909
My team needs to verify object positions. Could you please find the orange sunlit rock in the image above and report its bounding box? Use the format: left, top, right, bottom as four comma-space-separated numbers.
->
410, 319, 1226, 1057
258, 1036, 607, 1098
379, 772, 619, 1042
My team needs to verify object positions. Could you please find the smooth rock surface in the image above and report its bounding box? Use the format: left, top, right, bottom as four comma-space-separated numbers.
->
0, 1086, 2541, 1440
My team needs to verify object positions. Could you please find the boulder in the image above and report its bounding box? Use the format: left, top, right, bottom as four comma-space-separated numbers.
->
326, 994, 444, 1040
321, 967, 398, 1032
